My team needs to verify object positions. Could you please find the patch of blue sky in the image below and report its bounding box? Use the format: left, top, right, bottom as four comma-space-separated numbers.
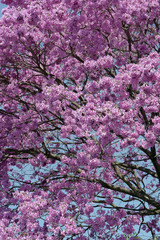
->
0, 2, 7, 17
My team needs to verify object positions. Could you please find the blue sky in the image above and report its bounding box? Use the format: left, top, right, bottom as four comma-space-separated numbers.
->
0, 2, 7, 17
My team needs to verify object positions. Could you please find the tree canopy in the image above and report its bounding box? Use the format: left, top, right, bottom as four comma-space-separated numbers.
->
0, 0, 160, 239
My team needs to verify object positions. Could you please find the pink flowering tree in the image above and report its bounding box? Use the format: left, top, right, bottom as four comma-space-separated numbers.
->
0, 0, 160, 239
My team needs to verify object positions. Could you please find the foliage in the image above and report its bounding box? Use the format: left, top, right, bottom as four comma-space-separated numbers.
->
0, 0, 160, 239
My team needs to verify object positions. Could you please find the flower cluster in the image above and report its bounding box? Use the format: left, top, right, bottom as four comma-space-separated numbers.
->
0, 0, 160, 239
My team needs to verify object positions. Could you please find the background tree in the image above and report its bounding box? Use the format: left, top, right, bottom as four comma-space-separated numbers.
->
0, 0, 160, 239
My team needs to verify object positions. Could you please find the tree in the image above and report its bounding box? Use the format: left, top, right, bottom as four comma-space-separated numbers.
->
0, 0, 160, 239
